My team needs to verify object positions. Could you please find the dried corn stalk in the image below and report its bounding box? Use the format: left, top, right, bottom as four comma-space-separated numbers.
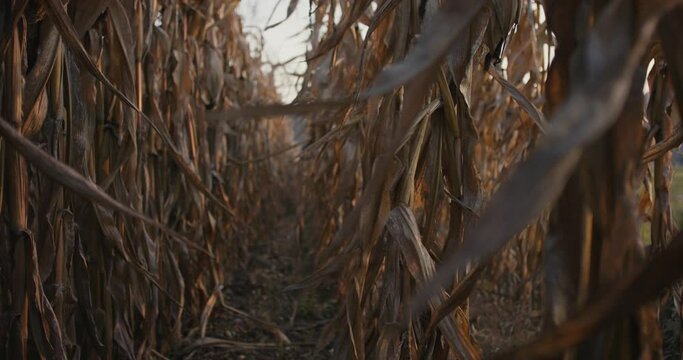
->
0, 0, 285, 358
294, 0, 683, 358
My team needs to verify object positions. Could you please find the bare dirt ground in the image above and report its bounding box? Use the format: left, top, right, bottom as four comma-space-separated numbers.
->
175, 216, 542, 359
176, 217, 337, 359
470, 273, 544, 357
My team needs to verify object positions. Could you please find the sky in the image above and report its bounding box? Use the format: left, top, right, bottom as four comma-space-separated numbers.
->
237, 0, 310, 101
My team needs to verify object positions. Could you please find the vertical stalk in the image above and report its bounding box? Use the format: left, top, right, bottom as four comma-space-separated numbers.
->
650, 63, 674, 252
50, 41, 65, 326
135, 0, 146, 201
3, 14, 28, 359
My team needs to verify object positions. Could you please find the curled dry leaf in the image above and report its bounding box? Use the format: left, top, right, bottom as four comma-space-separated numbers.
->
366, 0, 484, 96
415, 0, 672, 311
0, 117, 205, 253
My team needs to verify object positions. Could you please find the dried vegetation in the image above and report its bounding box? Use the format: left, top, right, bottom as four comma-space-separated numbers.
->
2, 0, 683, 359
0, 0, 289, 358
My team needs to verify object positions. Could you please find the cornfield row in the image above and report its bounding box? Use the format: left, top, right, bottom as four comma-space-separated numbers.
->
295, 0, 683, 358
2, 0, 683, 359
0, 0, 288, 358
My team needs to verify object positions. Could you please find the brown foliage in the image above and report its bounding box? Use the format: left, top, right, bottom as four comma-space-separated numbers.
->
3, 0, 683, 359
295, 0, 683, 358
0, 0, 285, 358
